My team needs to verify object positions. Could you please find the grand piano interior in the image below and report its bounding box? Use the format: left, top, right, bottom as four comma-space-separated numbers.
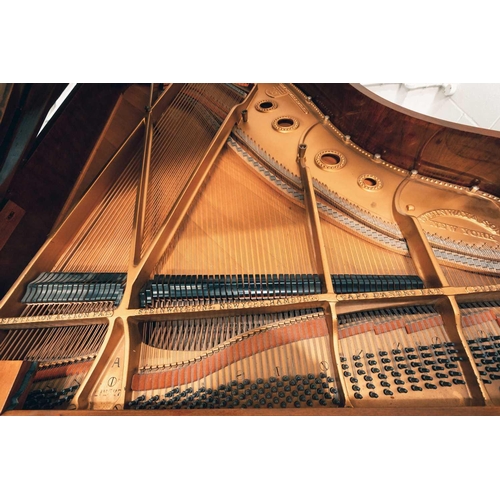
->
2, 82, 500, 415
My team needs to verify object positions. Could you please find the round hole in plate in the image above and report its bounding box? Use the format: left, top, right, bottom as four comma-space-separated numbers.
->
357, 174, 383, 191
314, 150, 347, 171
255, 99, 278, 112
321, 153, 341, 165
272, 116, 299, 133
277, 118, 295, 128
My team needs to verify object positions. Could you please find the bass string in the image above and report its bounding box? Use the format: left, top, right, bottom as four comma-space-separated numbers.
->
141, 83, 219, 254
72, 149, 142, 272
54, 145, 143, 273
137, 311, 324, 378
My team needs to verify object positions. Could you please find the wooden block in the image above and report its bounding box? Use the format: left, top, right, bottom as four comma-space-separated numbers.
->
0, 200, 25, 251
0, 360, 36, 414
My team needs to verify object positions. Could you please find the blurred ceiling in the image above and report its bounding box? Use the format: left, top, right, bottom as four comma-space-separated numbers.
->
362, 83, 500, 132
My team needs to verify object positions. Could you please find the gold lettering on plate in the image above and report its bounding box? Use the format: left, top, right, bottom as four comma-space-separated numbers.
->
265, 84, 288, 98
418, 209, 499, 235
0, 310, 113, 325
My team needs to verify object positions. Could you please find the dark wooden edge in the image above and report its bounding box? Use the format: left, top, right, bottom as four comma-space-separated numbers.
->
4, 407, 500, 416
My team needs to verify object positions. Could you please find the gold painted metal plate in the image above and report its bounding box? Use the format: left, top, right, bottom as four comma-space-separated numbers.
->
88, 336, 125, 411
2, 83, 500, 414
